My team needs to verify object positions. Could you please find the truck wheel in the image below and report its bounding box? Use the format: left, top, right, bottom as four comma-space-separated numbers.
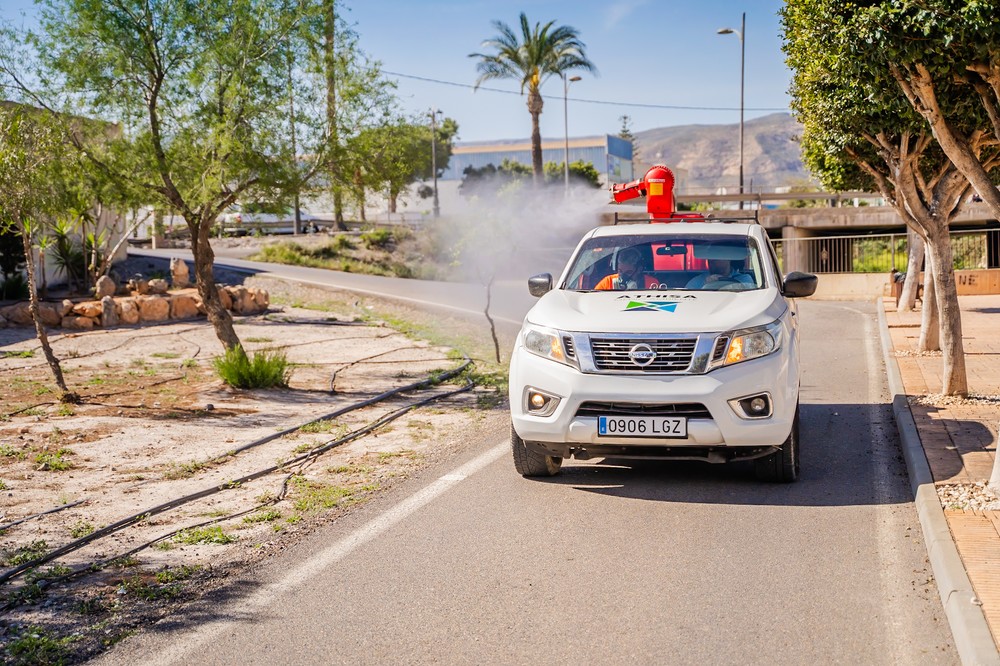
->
754, 403, 800, 483
511, 424, 562, 477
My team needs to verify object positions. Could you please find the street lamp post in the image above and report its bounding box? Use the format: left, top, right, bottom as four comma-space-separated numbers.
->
718, 13, 745, 210
563, 75, 582, 195
430, 108, 442, 218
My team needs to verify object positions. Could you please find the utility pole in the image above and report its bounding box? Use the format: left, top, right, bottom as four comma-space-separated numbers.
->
563, 75, 581, 195
430, 109, 441, 218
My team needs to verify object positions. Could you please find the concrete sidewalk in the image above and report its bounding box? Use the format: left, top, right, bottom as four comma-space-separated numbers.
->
882, 294, 1000, 663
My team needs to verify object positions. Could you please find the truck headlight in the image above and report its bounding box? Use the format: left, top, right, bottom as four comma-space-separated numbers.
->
522, 324, 576, 367
718, 321, 783, 367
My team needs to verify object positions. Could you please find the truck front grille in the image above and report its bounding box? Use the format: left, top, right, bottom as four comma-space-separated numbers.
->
576, 401, 712, 419
590, 337, 697, 372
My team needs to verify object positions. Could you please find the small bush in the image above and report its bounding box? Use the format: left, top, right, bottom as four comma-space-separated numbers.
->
360, 228, 393, 249
172, 526, 234, 545
213, 347, 290, 389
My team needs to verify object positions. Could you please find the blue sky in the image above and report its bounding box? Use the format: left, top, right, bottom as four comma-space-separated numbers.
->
1, 0, 793, 143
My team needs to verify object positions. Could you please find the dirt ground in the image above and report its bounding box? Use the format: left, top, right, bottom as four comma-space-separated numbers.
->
0, 268, 508, 664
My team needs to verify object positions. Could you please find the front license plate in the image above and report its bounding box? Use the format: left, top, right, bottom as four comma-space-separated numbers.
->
597, 415, 687, 438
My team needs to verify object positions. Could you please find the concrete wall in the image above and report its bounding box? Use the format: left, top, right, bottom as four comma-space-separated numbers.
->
808, 268, 1000, 301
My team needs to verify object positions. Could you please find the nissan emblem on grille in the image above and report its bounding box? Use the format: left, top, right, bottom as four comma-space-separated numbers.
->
628, 343, 657, 367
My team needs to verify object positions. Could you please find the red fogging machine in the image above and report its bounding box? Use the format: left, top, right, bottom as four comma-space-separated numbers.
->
610, 165, 703, 223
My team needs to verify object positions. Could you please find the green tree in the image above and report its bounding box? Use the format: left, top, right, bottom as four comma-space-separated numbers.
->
470, 13, 596, 186
618, 114, 639, 164
11, 0, 392, 355
848, 2, 1000, 220
543, 160, 601, 188
0, 107, 79, 401
781, 0, 997, 395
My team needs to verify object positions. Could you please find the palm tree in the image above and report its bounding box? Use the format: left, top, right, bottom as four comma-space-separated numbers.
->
470, 13, 596, 186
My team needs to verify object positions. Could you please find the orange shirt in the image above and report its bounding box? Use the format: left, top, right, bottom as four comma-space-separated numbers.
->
594, 273, 660, 290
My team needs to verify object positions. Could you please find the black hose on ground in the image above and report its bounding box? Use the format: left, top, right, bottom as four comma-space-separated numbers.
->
0, 358, 474, 586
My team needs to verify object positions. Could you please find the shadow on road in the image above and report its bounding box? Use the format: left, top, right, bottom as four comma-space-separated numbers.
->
525, 401, 917, 508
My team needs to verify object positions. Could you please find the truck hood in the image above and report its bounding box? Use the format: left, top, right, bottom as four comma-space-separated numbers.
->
524, 289, 787, 334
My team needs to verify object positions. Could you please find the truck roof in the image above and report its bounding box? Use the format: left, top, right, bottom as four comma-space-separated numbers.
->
587, 222, 758, 239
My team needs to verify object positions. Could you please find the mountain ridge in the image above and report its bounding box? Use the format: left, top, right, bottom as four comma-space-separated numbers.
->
633, 112, 810, 193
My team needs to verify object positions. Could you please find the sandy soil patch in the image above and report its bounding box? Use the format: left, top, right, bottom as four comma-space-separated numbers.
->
0, 275, 506, 663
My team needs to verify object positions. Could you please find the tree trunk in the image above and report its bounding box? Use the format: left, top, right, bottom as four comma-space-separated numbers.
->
190, 216, 242, 352
20, 226, 76, 402
918, 251, 939, 352
990, 421, 1000, 494
901, 66, 1000, 223
527, 88, 544, 187
925, 227, 968, 395
324, 0, 348, 232
899, 228, 924, 311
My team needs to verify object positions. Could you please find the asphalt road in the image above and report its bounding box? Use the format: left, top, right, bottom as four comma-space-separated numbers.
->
103, 250, 957, 664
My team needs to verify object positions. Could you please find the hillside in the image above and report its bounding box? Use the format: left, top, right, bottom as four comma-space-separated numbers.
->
633, 112, 811, 193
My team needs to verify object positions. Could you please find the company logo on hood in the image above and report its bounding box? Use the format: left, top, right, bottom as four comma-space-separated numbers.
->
623, 300, 678, 313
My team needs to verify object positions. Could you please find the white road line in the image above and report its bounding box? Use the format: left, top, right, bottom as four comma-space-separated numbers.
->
138, 441, 508, 666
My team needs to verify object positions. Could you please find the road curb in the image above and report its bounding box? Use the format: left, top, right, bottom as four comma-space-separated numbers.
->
876, 302, 1000, 665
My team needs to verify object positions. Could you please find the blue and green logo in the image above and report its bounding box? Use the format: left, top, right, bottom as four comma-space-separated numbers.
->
623, 300, 678, 313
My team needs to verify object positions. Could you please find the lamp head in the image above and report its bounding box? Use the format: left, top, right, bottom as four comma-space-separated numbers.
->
717, 28, 734, 34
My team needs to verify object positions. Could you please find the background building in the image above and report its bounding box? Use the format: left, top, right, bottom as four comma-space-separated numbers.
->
440, 134, 633, 184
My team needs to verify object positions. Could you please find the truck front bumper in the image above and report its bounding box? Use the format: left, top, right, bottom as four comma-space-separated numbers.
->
509, 346, 797, 462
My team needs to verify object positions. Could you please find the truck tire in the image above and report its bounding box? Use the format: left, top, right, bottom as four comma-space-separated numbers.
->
511, 424, 562, 477
754, 403, 800, 483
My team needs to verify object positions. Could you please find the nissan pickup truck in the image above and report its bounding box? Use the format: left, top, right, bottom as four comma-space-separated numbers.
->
508, 216, 817, 482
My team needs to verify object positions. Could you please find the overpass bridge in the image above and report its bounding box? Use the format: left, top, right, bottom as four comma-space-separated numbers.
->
669, 193, 1000, 286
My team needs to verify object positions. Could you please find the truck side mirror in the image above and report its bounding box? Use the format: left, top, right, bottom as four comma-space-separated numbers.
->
782, 271, 818, 298
528, 273, 553, 297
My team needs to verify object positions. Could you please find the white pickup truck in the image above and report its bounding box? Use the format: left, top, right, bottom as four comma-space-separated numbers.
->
508, 216, 817, 482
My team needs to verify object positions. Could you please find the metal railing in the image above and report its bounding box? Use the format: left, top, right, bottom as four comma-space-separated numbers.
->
773, 228, 1000, 274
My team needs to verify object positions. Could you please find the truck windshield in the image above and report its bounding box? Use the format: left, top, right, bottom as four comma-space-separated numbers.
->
563, 234, 766, 292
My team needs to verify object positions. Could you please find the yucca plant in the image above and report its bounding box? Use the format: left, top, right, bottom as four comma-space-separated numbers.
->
213, 347, 291, 389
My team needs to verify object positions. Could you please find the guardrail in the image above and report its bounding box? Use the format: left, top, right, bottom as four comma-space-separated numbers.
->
774, 228, 1000, 274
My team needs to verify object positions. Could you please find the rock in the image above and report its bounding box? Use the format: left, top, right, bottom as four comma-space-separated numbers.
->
62, 315, 95, 331
118, 298, 139, 325
170, 294, 200, 319
95, 275, 116, 299
59, 299, 74, 317
170, 258, 191, 289
37, 303, 62, 327
217, 287, 233, 311
250, 288, 269, 313
228, 286, 252, 314
148, 278, 169, 295
72, 301, 103, 318
101, 296, 119, 328
136, 296, 169, 322
0, 302, 33, 326
129, 277, 150, 295
0, 313, 6, 328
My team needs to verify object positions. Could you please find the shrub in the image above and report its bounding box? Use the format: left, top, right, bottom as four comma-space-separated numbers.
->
361, 228, 393, 249
213, 347, 290, 389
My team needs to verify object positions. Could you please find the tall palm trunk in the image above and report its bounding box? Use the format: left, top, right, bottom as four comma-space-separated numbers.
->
527, 88, 544, 186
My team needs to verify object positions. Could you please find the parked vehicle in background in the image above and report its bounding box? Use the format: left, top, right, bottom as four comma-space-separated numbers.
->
219, 204, 320, 236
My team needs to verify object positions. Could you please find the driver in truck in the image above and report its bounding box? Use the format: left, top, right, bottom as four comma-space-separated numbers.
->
685, 258, 755, 290
593, 247, 658, 290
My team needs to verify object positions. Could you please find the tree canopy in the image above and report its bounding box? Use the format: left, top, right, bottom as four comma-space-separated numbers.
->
470, 13, 596, 184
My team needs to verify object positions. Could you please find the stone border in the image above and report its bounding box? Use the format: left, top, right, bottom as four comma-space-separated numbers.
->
876, 302, 1000, 665
0, 285, 269, 331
